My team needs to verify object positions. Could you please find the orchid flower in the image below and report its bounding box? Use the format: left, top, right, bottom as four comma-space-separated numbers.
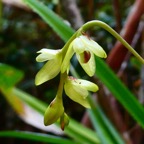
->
64, 76, 99, 108
35, 49, 63, 85
61, 35, 107, 76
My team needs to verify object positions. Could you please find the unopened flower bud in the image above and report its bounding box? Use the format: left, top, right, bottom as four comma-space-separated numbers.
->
60, 113, 69, 131
44, 97, 64, 126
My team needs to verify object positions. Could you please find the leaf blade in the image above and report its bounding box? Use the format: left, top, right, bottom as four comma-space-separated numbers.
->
96, 57, 144, 127
23, 0, 74, 42
0, 131, 76, 144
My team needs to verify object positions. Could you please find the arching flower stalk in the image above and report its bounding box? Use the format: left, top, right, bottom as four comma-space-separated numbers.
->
35, 20, 144, 130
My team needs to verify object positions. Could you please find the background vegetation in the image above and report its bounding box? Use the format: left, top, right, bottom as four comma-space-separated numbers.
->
0, 0, 144, 143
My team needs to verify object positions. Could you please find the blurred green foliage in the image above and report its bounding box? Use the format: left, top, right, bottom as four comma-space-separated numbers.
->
0, 0, 141, 143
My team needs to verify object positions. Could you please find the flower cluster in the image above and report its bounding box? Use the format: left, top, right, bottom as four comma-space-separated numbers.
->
35, 34, 107, 130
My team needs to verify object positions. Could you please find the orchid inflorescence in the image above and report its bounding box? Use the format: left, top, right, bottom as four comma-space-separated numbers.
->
35, 31, 107, 130
35, 20, 144, 130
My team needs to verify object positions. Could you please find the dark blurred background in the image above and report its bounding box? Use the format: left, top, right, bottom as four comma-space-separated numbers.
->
1, 0, 144, 143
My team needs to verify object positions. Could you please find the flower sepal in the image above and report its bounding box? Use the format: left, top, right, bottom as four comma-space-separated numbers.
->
35, 49, 63, 85
64, 76, 99, 108
36, 49, 60, 62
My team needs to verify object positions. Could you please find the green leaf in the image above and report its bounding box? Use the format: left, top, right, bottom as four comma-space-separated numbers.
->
71, 65, 125, 144
130, 56, 142, 70
15, 88, 101, 144
23, 0, 74, 42
65, 119, 100, 144
2, 87, 101, 144
11, 87, 47, 114
0, 63, 24, 90
96, 57, 144, 127
0, 131, 76, 144
87, 100, 125, 144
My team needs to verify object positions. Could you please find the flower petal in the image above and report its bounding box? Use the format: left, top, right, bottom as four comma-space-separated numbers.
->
72, 37, 85, 54
61, 43, 74, 73
88, 40, 107, 58
74, 79, 99, 92
76, 52, 96, 77
64, 77, 90, 108
80, 35, 107, 58
35, 55, 62, 85
36, 49, 60, 62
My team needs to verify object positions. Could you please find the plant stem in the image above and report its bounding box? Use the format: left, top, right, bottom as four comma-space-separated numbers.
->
56, 72, 67, 99
80, 20, 144, 64
62, 20, 144, 64
61, 32, 77, 56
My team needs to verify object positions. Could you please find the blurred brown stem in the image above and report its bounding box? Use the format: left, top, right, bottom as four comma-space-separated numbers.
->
112, 0, 122, 32
60, 0, 84, 30
107, 0, 144, 71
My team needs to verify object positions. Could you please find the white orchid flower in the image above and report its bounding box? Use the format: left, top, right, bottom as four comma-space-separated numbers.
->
61, 35, 107, 76
35, 49, 62, 85
64, 76, 99, 108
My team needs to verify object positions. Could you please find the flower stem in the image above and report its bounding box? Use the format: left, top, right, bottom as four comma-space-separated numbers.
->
56, 72, 67, 99
62, 20, 144, 64
80, 20, 144, 64
61, 32, 77, 56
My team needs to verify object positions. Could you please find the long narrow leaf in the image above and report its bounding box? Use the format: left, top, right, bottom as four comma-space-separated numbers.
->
0, 63, 100, 143
66, 119, 100, 144
23, 0, 74, 42
96, 57, 144, 127
11, 88, 101, 144
88, 103, 124, 144
0, 131, 77, 144
71, 64, 124, 143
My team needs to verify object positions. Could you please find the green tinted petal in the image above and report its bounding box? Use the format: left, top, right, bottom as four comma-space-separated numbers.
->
74, 79, 99, 92
76, 52, 95, 76
64, 78, 90, 108
80, 35, 107, 58
36, 49, 60, 62
72, 37, 85, 54
35, 56, 62, 85
44, 97, 64, 126
88, 40, 107, 58
61, 43, 74, 73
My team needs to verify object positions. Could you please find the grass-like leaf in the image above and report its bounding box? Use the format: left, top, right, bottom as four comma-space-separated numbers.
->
23, 0, 74, 42
0, 63, 23, 90
0, 61, 100, 143
0, 131, 77, 144
96, 57, 144, 127
13, 88, 101, 144
88, 102, 125, 144
70, 65, 125, 144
